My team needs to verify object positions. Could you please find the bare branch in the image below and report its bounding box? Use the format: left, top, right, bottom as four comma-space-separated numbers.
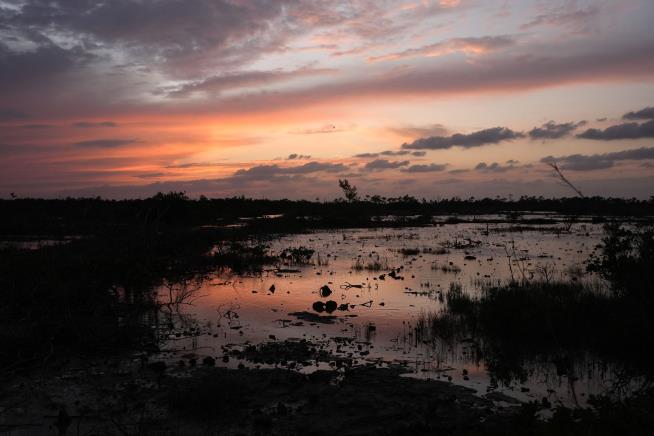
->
546, 162, 584, 198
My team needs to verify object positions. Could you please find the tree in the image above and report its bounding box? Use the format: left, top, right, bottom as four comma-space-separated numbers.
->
338, 179, 358, 202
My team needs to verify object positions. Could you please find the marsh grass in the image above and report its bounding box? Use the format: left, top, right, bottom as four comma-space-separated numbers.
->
413, 224, 654, 390
278, 246, 315, 266
352, 255, 389, 271
416, 276, 654, 385
212, 240, 277, 273
399, 247, 421, 256
0, 226, 279, 372
431, 262, 462, 273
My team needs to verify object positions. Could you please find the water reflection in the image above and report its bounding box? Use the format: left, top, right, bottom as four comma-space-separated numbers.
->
154, 222, 649, 406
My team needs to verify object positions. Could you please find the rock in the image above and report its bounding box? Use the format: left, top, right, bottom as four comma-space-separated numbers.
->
324, 300, 337, 313
319, 285, 332, 297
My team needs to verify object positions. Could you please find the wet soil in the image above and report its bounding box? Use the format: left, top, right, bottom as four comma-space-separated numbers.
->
0, 344, 523, 436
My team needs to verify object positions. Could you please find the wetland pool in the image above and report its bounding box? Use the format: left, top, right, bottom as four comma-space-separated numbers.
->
153, 220, 635, 408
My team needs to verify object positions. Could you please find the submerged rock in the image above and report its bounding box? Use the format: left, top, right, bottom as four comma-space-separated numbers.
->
324, 300, 337, 313
319, 285, 332, 297
289, 311, 338, 324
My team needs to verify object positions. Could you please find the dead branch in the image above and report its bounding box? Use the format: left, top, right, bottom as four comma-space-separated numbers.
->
547, 162, 584, 198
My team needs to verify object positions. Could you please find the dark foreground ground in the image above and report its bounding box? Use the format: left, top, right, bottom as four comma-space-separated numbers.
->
1, 357, 512, 435
3, 346, 654, 436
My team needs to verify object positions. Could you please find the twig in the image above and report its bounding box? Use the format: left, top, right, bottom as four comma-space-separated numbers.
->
547, 162, 584, 198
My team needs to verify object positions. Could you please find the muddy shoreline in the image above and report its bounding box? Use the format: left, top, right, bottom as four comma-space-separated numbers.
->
1, 349, 524, 436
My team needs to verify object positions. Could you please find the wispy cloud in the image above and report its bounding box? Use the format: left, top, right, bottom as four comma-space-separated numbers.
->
165, 162, 229, 169
73, 121, 118, 128
290, 123, 353, 135
577, 119, 654, 140
355, 150, 425, 158
20, 124, 55, 129
73, 139, 138, 148
234, 161, 348, 180
369, 35, 516, 62
0, 109, 29, 122
363, 159, 410, 170
475, 161, 516, 173
528, 120, 586, 139
402, 127, 523, 150
521, 4, 600, 31
623, 106, 654, 121
286, 153, 312, 160
541, 147, 654, 171
401, 163, 448, 173
164, 66, 336, 97
387, 124, 448, 139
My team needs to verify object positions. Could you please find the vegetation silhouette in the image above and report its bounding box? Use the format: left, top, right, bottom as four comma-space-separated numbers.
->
416, 224, 654, 388
338, 178, 359, 202
2, 193, 653, 237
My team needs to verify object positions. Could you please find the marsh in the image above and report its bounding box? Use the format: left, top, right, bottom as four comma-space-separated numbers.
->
1, 197, 653, 435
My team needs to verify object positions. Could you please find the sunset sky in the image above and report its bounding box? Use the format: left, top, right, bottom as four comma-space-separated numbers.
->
1, 0, 654, 199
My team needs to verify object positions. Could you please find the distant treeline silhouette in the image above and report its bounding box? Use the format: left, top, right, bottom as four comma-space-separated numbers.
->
1, 193, 653, 235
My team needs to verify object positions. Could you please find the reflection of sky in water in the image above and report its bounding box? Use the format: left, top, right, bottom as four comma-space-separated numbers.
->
158, 222, 634, 407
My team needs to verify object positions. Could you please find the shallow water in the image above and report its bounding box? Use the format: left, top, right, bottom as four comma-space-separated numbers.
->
0, 236, 77, 250
154, 221, 636, 407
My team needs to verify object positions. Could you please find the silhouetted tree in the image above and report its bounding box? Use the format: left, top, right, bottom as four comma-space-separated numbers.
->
338, 179, 358, 202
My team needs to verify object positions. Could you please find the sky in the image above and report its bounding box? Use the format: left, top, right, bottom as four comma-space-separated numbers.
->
1, 0, 654, 199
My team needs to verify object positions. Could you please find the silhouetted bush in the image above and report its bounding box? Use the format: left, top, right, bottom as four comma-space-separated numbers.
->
587, 224, 654, 298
